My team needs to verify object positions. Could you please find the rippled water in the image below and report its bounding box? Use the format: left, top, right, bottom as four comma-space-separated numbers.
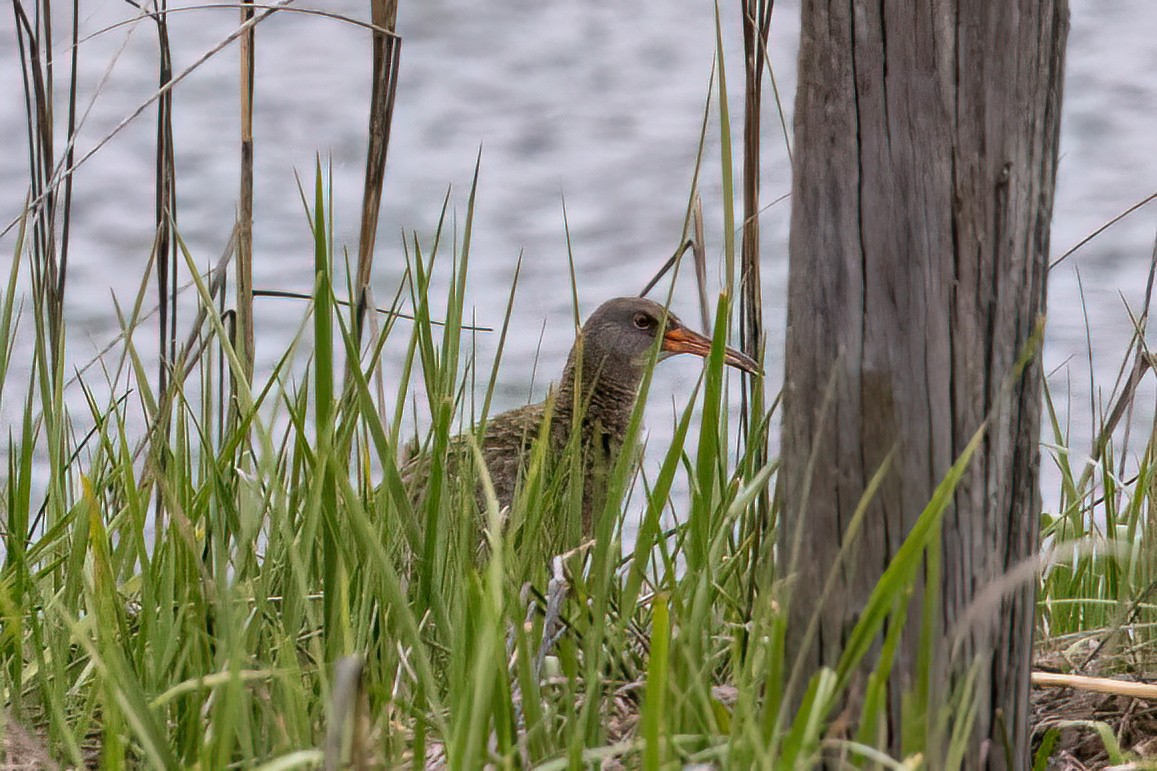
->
1, 1, 1154, 511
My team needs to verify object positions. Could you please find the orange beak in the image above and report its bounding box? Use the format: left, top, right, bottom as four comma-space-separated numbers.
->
661, 326, 761, 375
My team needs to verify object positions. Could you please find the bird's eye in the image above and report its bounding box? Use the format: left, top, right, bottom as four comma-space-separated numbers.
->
633, 313, 652, 330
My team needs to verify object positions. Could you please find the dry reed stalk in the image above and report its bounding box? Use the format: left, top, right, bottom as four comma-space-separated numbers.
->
637, 239, 693, 300
1031, 672, 1157, 701
739, 0, 773, 360
352, 0, 401, 353
739, 0, 773, 523
13, 0, 63, 366
1112, 232, 1157, 477
739, 0, 772, 350
59, 0, 80, 328
237, 0, 256, 387
151, 0, 178, 397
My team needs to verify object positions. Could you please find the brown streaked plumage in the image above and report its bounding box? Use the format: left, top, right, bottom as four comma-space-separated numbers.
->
403, 297, 759, 533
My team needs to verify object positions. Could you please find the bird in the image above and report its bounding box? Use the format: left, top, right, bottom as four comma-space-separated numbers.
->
402, 296, 759, 536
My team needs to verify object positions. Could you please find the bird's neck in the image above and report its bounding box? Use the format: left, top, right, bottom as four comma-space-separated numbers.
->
554, 344, 643, 440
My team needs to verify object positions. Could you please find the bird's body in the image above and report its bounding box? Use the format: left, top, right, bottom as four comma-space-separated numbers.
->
403, 297, 758, 534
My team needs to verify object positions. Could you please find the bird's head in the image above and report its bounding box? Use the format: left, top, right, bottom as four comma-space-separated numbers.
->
578, 297, 760, 375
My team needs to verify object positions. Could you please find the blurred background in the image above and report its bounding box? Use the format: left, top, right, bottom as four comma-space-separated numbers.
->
1, 0, 1154, 512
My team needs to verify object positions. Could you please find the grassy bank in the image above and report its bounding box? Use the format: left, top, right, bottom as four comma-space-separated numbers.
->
3, 3, 1155, 769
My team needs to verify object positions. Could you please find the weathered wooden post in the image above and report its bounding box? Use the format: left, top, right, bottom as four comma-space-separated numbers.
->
779, 1, 1069, 766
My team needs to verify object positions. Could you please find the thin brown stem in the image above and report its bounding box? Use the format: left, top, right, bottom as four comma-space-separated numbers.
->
352, 0, 400, 352
236, 0, 256, 390
738, 0, 774, 651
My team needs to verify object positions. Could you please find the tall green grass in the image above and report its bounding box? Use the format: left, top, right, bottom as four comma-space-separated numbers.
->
7, 168, 1147, 768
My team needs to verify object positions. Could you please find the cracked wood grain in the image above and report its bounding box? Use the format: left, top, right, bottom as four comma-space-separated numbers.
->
779, 1, 1069, 767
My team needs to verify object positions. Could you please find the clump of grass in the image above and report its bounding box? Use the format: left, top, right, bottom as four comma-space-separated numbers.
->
0, 165, 982, 768
1039, 255, 1157, 667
